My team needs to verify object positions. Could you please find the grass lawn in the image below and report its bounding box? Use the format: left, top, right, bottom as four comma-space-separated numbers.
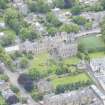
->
63, 57, 80, 65
51, 73, 91, 88
0, 16, 4, 22
2, 29, 16, 35
89, 52, 105, 59
31, 52, 57, 73
79, 36, 105, 52
31, 52, 49, 71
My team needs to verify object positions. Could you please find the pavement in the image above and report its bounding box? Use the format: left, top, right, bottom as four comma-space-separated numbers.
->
4, 66, 40, 105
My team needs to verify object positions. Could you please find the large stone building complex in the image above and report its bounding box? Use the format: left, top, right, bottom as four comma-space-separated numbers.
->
43, 86, 103, 105
20, 32, 78, 58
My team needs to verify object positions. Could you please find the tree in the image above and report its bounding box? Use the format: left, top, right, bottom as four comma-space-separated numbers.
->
28, 68, 41, 80
20, 57, 29, 69
60, 23, 80, 33
20, 27, 30, 41
84, 21, 92, 30
47, 27, 57, 36
54, 0, 64, 8
28, 0, 50, 13
0, 96, 7, 105
101, 0, 105, 9
10, 85, 19, 94
1, 32, 16, 46
71, 5, 82, 15
46, 12, 62, 27
72, 16, 87, 25
100, 18, 105, 42
4, 8, 22, 34
0, 46, 12, 67
31, 92, 43, 102
0, 0, 8, 9
6, 95, 19, 105
18, 74, 33, 91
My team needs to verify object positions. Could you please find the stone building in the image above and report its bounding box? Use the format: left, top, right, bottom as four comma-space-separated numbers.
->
80, 11, 105, 28
43, 86, 103, 105
50, 33, 78, 58
20, 32, 78, 58
12, 0, 28, 15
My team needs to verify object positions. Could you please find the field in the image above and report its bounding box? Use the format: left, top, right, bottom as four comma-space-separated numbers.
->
63, 57, 80, 65
31, 53, 80, 73
89, 52, 105, 59
3, 29, 16, 35
79, 36, 105, 52
0, 16, 4, 22
51, 73, 91, 88
31, 52, 49, 71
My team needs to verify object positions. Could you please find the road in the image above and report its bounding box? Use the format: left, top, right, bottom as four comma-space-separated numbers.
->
85, 62, 105, 94
76, 28, 101, 38
4, 66, 40, 105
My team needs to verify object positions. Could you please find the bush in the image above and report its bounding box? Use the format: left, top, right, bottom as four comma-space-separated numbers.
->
71, 5, 82, 15
72, 16, 87, 25
60, 23, 80, 33
0, 74, 9, 82
18, 74, 33, 92
31, 92, 43, 102
10, 85, 19, 93
55, 81, 92, 94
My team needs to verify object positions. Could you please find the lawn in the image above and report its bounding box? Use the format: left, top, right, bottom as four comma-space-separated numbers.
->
79, 36, 105, 52
31, 52, 49, 71
0, 16, 4, 22
31, 52, 57, 73
2, 29, 16, 35
89, 52, 105, 59
63, 57, 80, 65
51, 73, 91, 87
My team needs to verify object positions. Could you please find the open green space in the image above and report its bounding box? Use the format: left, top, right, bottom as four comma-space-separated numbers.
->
2, 29, 16, 35
63, 57, 80, 65
31, 52, 57, 73
79, 36, 105, 52
31, 52, 49, 71
51, 73, 91, 87
0, 16, 4, 22
31, 53, 80, 73
89, 51, 105, 59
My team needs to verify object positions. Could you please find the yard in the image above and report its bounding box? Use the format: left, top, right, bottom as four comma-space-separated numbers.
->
2, 29, 16, 35
89, 51, 105, 59
51, 73, 91, 88
31, 52, 49, 71
30, 52, 57, 74
31, 52, 81, 73
79, 36, 105, 52
63, 57, 80, 65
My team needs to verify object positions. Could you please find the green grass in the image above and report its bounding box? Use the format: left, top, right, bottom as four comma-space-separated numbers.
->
2, 29, 16, 35
0, 16, 4, 22
63, 57, 80, 65
31, 52, 57, 73
51, 73, 90, 87
79, 36, 105, 51
31, 52, 49, 71
89, 52, 105, 59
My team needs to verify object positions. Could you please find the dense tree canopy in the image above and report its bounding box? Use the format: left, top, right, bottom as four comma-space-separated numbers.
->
4, 7, 23, 34
60, 23, 80, 33
18, 74, 33, 91
46, 12, 62, 27
28, 0, 50, 13
0, 0, 8, 9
